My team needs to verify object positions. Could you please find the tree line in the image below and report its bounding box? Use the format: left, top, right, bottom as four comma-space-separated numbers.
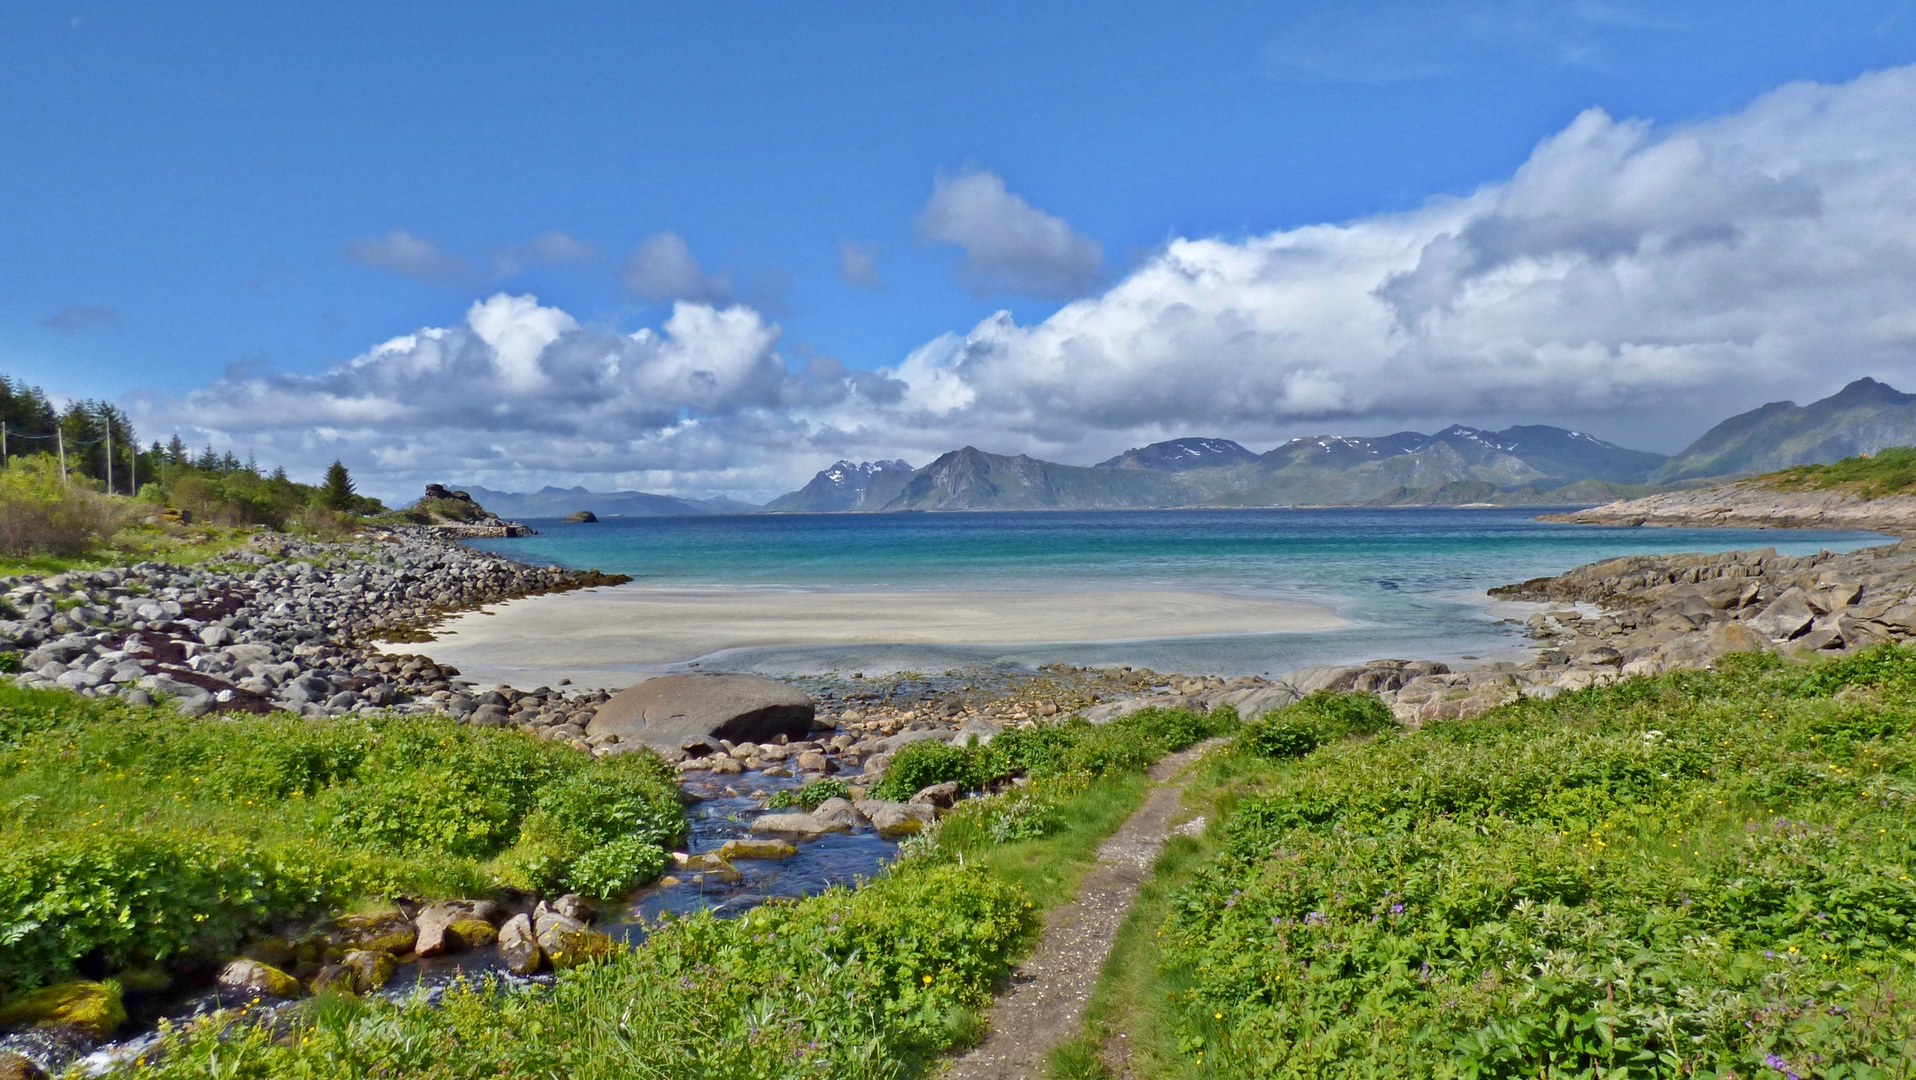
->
1, 373, 380, 522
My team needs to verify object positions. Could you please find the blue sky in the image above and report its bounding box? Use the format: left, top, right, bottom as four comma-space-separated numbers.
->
6, 2, 1916, 498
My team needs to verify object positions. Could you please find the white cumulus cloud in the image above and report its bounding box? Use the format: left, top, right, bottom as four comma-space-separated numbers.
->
137, 64, 1916, 501
345, 230, 465, 281
622, 231, 733, 304
918, 170, 1104, 300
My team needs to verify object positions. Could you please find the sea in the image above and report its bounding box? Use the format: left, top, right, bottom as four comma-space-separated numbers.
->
468, 507, 1890, 677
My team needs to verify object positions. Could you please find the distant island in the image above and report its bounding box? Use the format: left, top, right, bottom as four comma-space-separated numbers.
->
455, 377, 1916, 516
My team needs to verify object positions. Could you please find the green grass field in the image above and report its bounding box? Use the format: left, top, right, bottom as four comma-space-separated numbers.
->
1766, 446, 1916, 500
1057, 649, 1916, 1079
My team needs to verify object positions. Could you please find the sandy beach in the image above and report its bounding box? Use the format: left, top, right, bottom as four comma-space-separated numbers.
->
403, 584, 1345, 687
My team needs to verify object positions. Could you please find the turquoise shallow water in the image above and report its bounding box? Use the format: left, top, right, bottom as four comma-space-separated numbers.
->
468, 508, 1889, 676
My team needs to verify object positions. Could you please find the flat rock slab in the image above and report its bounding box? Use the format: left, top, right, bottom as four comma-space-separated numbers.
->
587, 673, 814, 753
943, 740, 1220, 1080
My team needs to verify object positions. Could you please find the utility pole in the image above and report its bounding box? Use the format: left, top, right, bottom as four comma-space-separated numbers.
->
1, 421, 7, 468
130, 438, 137, 495
57, 428, 67, 485
104, 414, 114, 494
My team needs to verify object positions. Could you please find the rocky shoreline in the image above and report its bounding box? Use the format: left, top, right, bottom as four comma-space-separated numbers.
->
1, 527, 627, 726
1541, 479, 1916, 534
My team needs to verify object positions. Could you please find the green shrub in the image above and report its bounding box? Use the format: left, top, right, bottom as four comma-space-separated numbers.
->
0, 457, 124, 557
871, 739, 982, 800
565, 836, 671, 900
766, 777, 852, 810
0, 653, 18, 674
1238, 690, 1394, 760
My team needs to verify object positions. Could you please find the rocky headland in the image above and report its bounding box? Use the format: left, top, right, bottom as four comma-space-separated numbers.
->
1541, 479, 1916, 534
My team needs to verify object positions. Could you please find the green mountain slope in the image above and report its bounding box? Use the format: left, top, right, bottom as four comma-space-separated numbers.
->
1654, 377, 1916, 482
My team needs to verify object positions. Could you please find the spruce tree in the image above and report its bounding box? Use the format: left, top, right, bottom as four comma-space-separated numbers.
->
321, 460, 357, 511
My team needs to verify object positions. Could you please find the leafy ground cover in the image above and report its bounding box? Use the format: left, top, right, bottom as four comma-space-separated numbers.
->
1767, 445, 1916, 499
1059, 649, 1916, 1079
95, 704, 1234, 1079
0, 682, 684, 1001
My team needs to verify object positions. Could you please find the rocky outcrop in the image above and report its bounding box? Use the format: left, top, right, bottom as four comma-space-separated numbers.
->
588, 673, 817, 754
1541, 481, 1916, 535
1487, 540, 1916, 673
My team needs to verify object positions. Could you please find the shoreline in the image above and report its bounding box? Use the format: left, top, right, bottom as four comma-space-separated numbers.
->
405, 584, 1348, 687
1543, 481, 1916, 535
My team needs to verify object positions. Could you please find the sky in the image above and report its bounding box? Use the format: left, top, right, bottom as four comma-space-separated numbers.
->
5, 1, 1916, 502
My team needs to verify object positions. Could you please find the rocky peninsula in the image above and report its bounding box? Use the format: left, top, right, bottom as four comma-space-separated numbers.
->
1543, 478, 1916, 534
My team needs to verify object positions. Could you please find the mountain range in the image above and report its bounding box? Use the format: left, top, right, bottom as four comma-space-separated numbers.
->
442, 378, 1911, 516
1653, 377, 1916, 482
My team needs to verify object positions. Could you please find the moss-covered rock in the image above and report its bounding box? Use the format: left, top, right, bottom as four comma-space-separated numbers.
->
0, 981, 127, 1039
0, 1051, 48, 1080
217, 959, 303, 999
447, 918, 498, 949
341, 950, 396, 992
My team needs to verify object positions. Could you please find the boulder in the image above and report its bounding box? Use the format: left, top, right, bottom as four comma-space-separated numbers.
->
750, 812, 840, 836
1218, 685, 1301, 722
947, 718, 1003, 747
413, 906, 455, 956
340, 949, 397, 992
810, 797, 865, 829
909, 781, 960, 809
498, 914, 542, 974
309, 965, 355, 994
449, 918, 498, 948
0, 1052, 48, 1080
678, 852, 745, 883
717, 837, 797, 860
0, 982, 126, 1039
533, 910, 616, 970
333, 912, 416, 955
217, 958, 304, 999
587, 674, 815, 754
1748, 588, 1819, 641
859, 800, 937, 839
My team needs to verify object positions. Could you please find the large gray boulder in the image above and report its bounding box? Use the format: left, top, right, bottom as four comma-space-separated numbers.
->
587, 673, 815, 754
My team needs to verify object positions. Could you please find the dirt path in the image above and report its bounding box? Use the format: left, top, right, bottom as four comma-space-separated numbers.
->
942, 740, 1218, 1080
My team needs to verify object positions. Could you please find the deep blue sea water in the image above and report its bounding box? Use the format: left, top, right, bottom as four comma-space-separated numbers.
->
468, 508, 1889, 676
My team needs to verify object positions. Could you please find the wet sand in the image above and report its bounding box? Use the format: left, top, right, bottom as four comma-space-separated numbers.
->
402, 584, 1345, 687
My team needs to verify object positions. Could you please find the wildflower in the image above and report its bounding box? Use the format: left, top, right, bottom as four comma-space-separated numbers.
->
923, 974, 933, 984
1764, 1053, 1802, 1080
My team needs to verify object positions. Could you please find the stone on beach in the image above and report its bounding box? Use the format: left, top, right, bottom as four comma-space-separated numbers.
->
587, 673, 815, 754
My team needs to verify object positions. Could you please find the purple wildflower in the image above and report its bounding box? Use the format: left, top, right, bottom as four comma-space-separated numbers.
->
1764, 1052, 1801, 1080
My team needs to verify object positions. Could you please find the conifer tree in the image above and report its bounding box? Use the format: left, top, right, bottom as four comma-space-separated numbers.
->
321, 460, 357, 511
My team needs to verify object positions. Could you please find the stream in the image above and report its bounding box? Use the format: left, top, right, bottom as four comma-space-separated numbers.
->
8, 763, 900, 1075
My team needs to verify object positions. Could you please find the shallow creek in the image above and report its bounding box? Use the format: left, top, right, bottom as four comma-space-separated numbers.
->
10, 765, 900, 1075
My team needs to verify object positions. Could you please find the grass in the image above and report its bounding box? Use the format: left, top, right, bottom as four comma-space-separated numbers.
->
0, 523, 270, 579
1765, 445, 1916, 499
1051, 649, 1916, 1079
73, 704, 1233, 1079
0, 681, 683, 1000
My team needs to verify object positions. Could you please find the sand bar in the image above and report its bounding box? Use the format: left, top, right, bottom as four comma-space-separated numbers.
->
401, 584, 1344, 686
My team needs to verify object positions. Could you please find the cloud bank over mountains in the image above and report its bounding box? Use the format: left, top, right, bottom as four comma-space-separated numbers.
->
138, 65, 1916, 500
